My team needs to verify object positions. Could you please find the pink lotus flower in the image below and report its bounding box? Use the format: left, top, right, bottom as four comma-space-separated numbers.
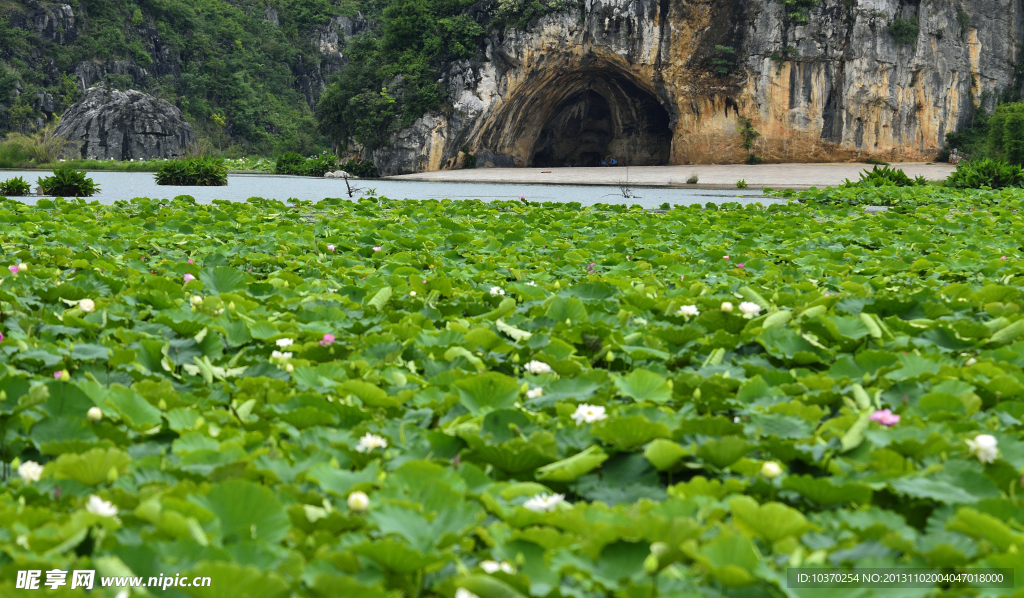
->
723, 256, 729, 260
187, 259, 194, 264
373, 246, 382, 252
520, 195, 525, 200
870, 409, 900, 427
737, 263, 744, 268
53, 371, 62, 380
184, 273, 195, 283
327, 244, 335, 252
1001, 256, 1007, 261
319, 333, 335, 347
8, 266, 17, 275
0, 332, 4, 342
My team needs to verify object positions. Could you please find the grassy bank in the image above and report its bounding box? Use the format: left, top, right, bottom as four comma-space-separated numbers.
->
0, 156, 275, 173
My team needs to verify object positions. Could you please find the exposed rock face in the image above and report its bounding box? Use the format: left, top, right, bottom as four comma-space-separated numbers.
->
297, 14, 371, 107
6, 2, 78, 44
372, 0, 1023, 174
55, 85, 196, 160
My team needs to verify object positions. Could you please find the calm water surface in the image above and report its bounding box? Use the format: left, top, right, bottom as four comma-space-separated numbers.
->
2, 171, 781, 208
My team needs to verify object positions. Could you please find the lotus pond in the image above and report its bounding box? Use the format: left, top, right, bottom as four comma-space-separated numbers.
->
3, 192, 1024, 597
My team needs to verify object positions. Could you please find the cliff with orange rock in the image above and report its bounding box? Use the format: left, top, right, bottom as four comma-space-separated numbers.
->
373, 0, 1023, 174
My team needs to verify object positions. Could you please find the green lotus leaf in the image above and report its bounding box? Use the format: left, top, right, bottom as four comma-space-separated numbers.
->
50, 447, 130, 486
195, 479, 290, 544
612, 369, 672, 404
455, 372, 520, 415
729, 496, 813, 543
593, 415, 672, 450
536, 445, 608, 482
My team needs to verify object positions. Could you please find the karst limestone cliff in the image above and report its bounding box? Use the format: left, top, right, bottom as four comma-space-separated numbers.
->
373, 0, 1023, 174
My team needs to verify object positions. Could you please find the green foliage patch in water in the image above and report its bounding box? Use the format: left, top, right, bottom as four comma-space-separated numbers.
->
154, 157, 228, 186
36, 166, 99, 197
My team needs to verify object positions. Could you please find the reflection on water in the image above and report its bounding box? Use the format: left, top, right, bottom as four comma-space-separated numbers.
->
0, 171, 781, 208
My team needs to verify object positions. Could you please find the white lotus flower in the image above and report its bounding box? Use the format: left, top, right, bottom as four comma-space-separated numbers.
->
677, 304, 699, 317
270, 350, 293, 360
456, 589, 481, 598
18, 460, 43, 483
523, 492, 566, 512
526, 281, 536, 286
480, 560, 515, 574
738, 301, 761, 318
409, 291, 417, 297
571, 404, 607, 425
966, 357, 977, 366
347, 491, 370, 511
190, 295, 203, 306
276, 338, 294, 348
87, 406, 103, 422
86, 495, 118, 517
79, 298, 96, 313
721, 301, 734, 312
761, 461, 782, 479
524, 360, 552, 375
967, 434, 999, 464
526, 387, 544, 399
489, 286, 505, 296
355, 433, 388, 453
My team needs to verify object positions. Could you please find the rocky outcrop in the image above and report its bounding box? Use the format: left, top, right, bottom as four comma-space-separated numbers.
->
6, 2, 78, 44
55, 84, 196, 160
371, 0, 1023, 174
298, 14, 371, 107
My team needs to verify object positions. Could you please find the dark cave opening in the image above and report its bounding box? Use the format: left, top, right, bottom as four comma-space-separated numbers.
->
528, 74, 672, 168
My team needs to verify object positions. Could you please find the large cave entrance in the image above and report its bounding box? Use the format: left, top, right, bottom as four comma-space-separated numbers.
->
478, 65, 674, 168
530, 81, 671, 167
532, 91, 615, 167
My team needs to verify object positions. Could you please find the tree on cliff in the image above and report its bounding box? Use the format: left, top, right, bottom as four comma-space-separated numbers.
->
315, 0, 487, 152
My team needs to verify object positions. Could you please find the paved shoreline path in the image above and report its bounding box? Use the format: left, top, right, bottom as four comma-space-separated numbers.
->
388, 162, 956, 189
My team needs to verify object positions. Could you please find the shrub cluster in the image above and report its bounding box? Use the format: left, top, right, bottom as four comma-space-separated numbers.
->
154, 157, 228, 186
945, 158, 1024, 189
340, 159, 380, 178
274, 152, 351, 177
940, 101, 1024, 163
888, 17, 920, 45
0, 176, 31, 196
841, 165, 927, 188
37, 167, 99, 197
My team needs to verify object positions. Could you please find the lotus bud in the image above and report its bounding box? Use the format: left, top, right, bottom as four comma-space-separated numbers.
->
347, 491, 369, 511
761, 461, 783, 478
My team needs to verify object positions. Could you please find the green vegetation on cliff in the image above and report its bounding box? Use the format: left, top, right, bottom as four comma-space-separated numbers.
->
315, 0, 485, 151
0, 0, 361, 155
0, 0, 573, 157
315, 0, 577, 151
